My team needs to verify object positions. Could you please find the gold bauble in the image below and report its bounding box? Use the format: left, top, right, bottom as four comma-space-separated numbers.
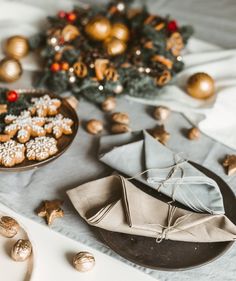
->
104, 37, 127, 56
62, 25, 80, 42
85, 17, 111, 41
186, 72, 215, 99
5, 36, 29, 59
110, 23, 130, 42
0, 58, 22, 83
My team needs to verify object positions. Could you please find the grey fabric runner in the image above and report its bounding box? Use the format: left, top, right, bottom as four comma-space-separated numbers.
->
0, 0, 236, 280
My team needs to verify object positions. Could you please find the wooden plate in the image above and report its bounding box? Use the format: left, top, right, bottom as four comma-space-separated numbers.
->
0, 213, 34, 281
98, 162, 236, 271
0, 89, 79, 172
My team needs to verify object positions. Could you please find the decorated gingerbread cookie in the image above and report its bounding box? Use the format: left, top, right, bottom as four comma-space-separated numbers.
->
26, 136, 58, 161
4, 111, 46, 143
29, 95, 61, 117
44, 114, 73, 139
0, 140, 25, 167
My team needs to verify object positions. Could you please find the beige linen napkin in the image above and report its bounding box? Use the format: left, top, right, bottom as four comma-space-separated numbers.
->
67, 175, 236, 243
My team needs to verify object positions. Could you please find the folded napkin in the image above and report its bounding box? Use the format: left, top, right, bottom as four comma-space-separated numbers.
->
67, 174, 236, 242
99, 130, 225, 215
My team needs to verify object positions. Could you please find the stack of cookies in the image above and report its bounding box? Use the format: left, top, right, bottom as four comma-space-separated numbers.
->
0, 95, 74, 167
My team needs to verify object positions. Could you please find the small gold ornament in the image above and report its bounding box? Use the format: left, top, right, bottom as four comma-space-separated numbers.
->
73, 62, 88, 78
110, 23, 130, 42
73, 252, 95, 272
111, 123, 130, 134
155, 70, 171, 86
95, 59, 109, 81
11, 239, 32, 262
5, 35, 29, 59
101, 97, 116, 112
153, 106, 171, 121
111, 112, 129, 125
86, 119, 104, 135
223, 155, 236, 176
150, 125, 170, 145
85, 17, 111, 41
152, 55, 173, 69
104, 67, 119, 81
186, 72, 215, 100
0, 58, 22, 83
187, 127, 200, 140
0, 216, 19, 238
37, 200, 64, 225
104, 37, 127, 56
62, 25, 80, 42
166, 32, 184, 56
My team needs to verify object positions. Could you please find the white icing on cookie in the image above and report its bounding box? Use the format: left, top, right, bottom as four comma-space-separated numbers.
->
0, 140, 25, 167
44, 114, 73, 139
26, 136, 58, 161
29, 95, 61, 117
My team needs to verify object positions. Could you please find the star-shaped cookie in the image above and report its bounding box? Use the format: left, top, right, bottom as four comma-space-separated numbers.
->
223, 155, 236, 176
149, 125, 170, 145
37, 200, 64, 225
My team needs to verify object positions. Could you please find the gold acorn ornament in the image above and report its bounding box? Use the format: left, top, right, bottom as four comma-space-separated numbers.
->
73, 62, 88, 78
85, 17, 111, 41
104, 37, 127, 56
4, 35, 29, 59
110, 23, 130, 42
0, 58, 22, 83
186, 72, 215, 99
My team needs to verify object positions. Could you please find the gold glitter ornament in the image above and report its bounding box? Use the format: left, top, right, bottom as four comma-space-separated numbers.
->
62, 24, 80, 42
104, 37, 127, 56
110, 23, 130, 42
0, 58, 22, 83
0, 216, 19, 238
85, 17, 111, 41
5, 35, 29, 59
186, 72, 215, 100
73, 252, 95, 272
11, 239, 32, 262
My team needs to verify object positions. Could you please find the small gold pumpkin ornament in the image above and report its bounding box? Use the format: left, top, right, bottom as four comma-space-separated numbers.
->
73, 252, 95, 272
104, 37, 127, 56
186, 72, 215, 99
85, 17, 111, 41
104, 67, 119, 81
0, 58, 22, 83
73, 62, 88, 78
5, 35, 29, 59
62, 24, 80, 42
110, 23, 130, 42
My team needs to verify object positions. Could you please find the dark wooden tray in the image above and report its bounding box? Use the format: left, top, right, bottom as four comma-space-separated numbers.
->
98, 162, 236, 271
0, 89, 79, 172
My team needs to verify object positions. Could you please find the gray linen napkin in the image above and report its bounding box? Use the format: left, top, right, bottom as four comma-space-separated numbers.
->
67, 175, 236, 242
98, 130, 225, 215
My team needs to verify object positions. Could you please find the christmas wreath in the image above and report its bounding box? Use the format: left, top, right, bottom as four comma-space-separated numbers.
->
32, 0, 193, 103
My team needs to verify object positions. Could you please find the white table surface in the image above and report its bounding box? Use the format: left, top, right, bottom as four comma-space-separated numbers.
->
0, 202, 156, 281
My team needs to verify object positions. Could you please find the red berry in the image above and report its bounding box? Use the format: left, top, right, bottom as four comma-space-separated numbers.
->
167, 20, 178, 32
50, 62, 61, 72
61, 62, 69, 71
6, 90, 19, 103
58, 10, 66, 19
66, 12, 77, 22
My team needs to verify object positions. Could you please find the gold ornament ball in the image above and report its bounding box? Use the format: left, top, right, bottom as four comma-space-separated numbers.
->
73, 252, 95, 272
85, 17, 111, 41
5, 35, 29, 59
110, 23, 130, 42
186, 72, 215, 100
0, 58, 22, 83
104, 37, 127, 56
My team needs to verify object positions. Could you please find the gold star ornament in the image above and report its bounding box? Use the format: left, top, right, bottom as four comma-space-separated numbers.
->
37, 200, 64, 225
223, 155, 236, 176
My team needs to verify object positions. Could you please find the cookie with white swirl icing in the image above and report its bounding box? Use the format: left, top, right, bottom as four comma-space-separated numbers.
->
0, 140, 25, 167
29, 95, 61, 117
44, 114, 73, 139
26, 136, 58, 161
